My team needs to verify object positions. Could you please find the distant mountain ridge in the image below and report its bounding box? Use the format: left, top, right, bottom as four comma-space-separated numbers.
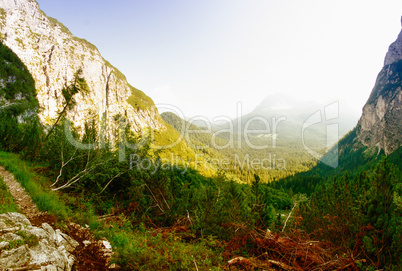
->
226, 93, 359, 145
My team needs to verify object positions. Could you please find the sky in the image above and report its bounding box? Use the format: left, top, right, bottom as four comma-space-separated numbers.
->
36, 0, 402, 119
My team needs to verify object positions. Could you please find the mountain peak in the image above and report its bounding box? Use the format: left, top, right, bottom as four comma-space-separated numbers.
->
255, 93, 297, 112
384, 26, 402, 66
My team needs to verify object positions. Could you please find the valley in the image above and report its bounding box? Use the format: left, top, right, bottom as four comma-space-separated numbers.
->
0, 0, 401, 270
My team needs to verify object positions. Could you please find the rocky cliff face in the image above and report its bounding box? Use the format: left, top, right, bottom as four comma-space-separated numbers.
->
0, 0, 163, 138
356, 22, 402, 154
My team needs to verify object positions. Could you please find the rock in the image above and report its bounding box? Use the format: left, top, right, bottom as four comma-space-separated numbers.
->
28, 239, 75, 270
356, 23, 402, 154
0, 221, 6, 229
0, 0, 163, 141
0, 212, 31, 228
2, 232, 23, 241
102, 240, 112, 250
0, 212, 78, 271
385, 29, 402, 66
0, 241, 9, 249
55, 229, 79, 253
41, 265, 58, 271
42, 222, 56, 236
0, 245, 30, 268
83, 240, 91, 246
108, 263, 121, 270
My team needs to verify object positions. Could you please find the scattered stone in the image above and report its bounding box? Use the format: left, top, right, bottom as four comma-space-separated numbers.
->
55, 229, 79, 253
0, 221, 6, 229
102, 240, 112, 250
83, 240, 91, 246
0, 241, 9, 250
66, 222, 114, 270
42, 222, 56, 236
108, 263, 121, 270
0, 213, 78, 271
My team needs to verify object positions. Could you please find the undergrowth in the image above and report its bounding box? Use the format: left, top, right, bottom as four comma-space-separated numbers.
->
0, 176, 19, 213
0, 151, 225, 270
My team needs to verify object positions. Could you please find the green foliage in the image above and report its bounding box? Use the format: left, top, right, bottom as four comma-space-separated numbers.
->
17, 230, 39, 247
0, 239, 24, 251
0, 231, 39, 252
162, 112, 318, 183
0, 41, 37, 110
270, 128, 384, 195
300, 158, 402, 269
0, 9, 6, 30
0, 152, 71, 220
61, 68, 89, 109
0, 177, 19, 213
44, 68, 89, 141
104, 225, 224, 270
127, 85, 155, 111
72, 37, 99, 52
46, 16, 72, 35
0, 41, 41, 156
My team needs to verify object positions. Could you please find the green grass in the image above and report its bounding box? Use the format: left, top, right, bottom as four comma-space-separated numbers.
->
0, 152, 71, 219
0, 231, 39, 252
127, 85, 155, 111
47, 16, 72, 35
0, 177, 19, 213
101, 221, 224, 270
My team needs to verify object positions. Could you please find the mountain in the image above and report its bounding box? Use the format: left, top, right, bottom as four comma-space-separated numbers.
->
331, 21, 402, 168
0, 0, 162, 139
241, 93, 359, 140
273, 20, 402, 192
212, 93, 360, 168
356, 24, 402, 154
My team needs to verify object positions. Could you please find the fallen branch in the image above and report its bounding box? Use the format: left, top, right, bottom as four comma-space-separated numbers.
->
51, 147, 78, 188
267, 259, 294, 271
193, 258, 199, 271
282, 203, 297, 232
98, 172, 124, 195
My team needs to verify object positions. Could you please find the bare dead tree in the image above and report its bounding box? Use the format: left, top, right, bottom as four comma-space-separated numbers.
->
282, 194, 308, 232
51, 145, 78, 188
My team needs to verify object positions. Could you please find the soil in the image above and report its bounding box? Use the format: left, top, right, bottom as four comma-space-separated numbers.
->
0, 165, 43, 220
0, 165, 114, 271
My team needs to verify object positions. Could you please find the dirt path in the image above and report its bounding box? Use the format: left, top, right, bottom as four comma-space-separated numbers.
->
0, 165, 114, 270
0, 165, 43, 219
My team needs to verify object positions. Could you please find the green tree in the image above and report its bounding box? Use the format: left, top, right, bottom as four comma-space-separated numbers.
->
45, 68, 89, 140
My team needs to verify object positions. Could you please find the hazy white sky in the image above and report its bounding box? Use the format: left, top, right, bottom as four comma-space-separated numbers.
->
37, 0, 402, 118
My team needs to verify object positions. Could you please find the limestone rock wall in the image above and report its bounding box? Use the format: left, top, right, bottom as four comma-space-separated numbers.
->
0, 0, 163, 139
356, 26, 402, 154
